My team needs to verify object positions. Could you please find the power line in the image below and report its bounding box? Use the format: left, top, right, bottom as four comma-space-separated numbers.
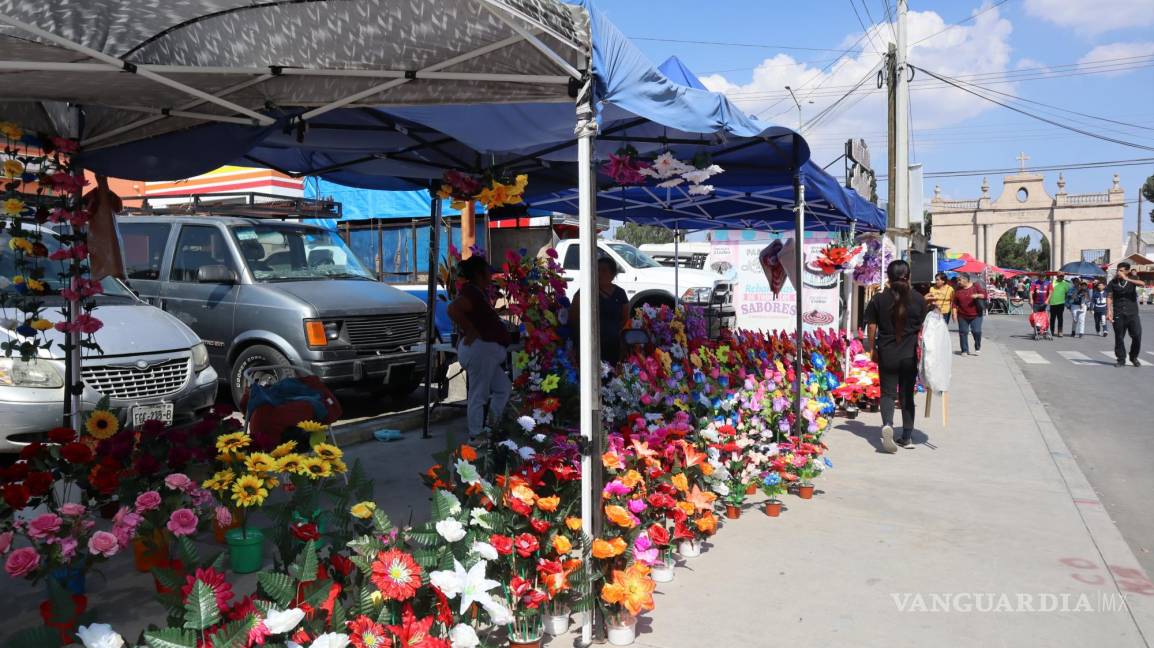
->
862, 158, 1154, 181
911, 0, 1016, 46
848, 0, 884, 54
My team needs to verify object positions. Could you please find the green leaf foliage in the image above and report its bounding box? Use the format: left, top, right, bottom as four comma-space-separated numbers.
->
258, 571, 298, 607
183, 579, 222, 631
143, 627, 198, 648
7, 626, 62, 648
289, 540, 319, 581
211, 616, 256, 648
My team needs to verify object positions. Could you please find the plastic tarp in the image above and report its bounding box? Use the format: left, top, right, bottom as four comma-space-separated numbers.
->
920, 311, 952, 393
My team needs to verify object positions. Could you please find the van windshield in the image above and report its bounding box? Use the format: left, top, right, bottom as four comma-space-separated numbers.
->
231, 224, 375, 282
0, 230, 135, 300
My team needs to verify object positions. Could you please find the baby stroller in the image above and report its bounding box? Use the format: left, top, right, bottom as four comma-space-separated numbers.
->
1028, 310, 1052, 340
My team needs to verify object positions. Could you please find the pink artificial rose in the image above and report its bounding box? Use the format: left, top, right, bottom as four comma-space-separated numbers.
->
214, 506, 232, 527
166, 508, 198, 537
190, 488, 212, 507
134, 490, 162, 513
59, 537, 78, 561
164, 473, 193, 492
27, 514, 63, 541
0, 531, 12, 555
87, 530, 119, 558
4, 547, 40, 577
59, 503, 86, 517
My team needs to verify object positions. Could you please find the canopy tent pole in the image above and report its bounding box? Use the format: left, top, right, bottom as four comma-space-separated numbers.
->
576, 122, 602, 646
844, 222, 857, 380
65, 104, 84, 431
422, 186, 443, 439
794, 177, 806, 441
674, 225, 680, 304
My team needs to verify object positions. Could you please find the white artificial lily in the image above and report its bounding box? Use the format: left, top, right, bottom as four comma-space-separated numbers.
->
76, 624, 125, 648
482, 597, 515, 625
264, 607, 305, 634
454, 458, 481, 485
449, 623, 481, 648
471, 540, 498, 561
436, 519, 467, 543
309, 633, 351, 648
431, 559, 501, 615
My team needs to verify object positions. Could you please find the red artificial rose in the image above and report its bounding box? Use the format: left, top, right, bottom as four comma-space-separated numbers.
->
513, 533, 540, 558
509, 576, 532, 599
2, 462, 30, 483
529, 518, 550, 534
23, 471, 53, 497
507, 498, 533, 518
19, 442, 44, 460
47, 427, 77, 444
60, 442, 93, 464
329, 553, 353, 578
490, 534, 514, 556
648, 523, 670, 546
2, 483, 30, 509
290, 522, 320, 542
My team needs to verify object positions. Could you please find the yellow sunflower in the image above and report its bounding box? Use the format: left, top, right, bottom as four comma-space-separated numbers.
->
301, 456, 333, 480
244, 452, 278, 474
327, 458, 348, 475
350, 501, 377, 519
231, 474, 269, 507
2, 159, 24, 178
276, 453, 306, 474
215, 432, 251, 454
0, 122, 23, 139
85, 410, 119, 440
297, 420, 326, 434
270, 440, 297, 458
263, 475, 280, 490
30, 319, 53, 331
203, 469, 236, 492
1, 198, 25, 217
312, 442, 342, 462
8, 237, 33, 254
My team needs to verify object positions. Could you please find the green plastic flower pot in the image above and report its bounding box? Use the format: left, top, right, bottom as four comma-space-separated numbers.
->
224, 528, 265, 574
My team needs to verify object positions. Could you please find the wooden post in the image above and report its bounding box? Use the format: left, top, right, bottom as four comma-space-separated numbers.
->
460, 200, 476, 259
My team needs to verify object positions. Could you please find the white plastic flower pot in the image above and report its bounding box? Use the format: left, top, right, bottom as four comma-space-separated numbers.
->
542, 610, 571, 636
607, 615, 637, 646
678, 539, 701, 558
650, 562, 675, 583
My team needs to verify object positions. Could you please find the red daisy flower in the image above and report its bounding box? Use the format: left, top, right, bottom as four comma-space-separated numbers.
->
387, 604, 440, 648
348, 615, 391, 648
181, 567, 234, 612
370, 549, 422, 602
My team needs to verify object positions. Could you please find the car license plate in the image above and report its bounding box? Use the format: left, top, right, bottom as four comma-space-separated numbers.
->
131, 402, 174, 427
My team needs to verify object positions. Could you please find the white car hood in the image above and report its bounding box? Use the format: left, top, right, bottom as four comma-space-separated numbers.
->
3, 303, 201, 359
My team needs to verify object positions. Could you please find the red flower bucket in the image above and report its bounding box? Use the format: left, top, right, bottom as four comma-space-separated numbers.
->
39, 594, 88, 643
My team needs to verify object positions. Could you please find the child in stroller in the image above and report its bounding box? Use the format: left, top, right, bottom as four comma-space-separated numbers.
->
1028, 309, 1052, 340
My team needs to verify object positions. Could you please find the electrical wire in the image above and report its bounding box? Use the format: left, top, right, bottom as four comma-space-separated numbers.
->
848, 0, 884, 54
863, 157, 1154, 181
911, 0, 1016, 46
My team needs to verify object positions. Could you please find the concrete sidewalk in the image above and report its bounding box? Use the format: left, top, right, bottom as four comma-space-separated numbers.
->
632, 338, 1154, 648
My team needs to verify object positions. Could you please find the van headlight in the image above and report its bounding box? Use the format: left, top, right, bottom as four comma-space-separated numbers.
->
0, 357, 64, 389
681, 287, 713, 304
191, 343, 210, 372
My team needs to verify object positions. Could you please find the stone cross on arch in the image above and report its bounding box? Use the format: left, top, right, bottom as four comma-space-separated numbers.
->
1016, 152, 1029, 172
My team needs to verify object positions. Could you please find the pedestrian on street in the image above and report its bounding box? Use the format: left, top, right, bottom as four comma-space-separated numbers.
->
951, 272, 987, 356
1067, 277, 1088, 338
926, 272, 955, 324
447, 255, 513, 438
1049, 273, 1070, 337
1106, 261, 1145, 367
1030, 275, 1052, 313
865, 259, 927, 453
1092, 280, 1109, 337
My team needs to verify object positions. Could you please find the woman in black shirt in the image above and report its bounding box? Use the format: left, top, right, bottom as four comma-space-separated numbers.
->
865, 260, 928, 452
570, 257, 631, 366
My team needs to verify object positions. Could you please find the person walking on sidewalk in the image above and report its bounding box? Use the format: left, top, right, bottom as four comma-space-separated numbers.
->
1049, 273, 1070, 337
951, 273, 986, 356
1030, 275, 1052, 313
926, 272, 955, 324
447, 255, 513, 438
1106, 261, 1145, 367
865, 260, 927, 453
1067, 278, 1088, 338
1092, 280, 1109, 337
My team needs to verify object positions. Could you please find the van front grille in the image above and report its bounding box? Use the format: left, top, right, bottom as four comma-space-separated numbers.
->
345, 313, 425, 348
82, 358, 190, 399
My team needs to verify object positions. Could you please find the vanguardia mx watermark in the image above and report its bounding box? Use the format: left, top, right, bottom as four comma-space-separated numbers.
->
891, 592, 1130, 613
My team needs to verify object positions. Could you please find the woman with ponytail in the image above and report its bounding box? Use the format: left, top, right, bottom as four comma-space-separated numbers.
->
864, 260, 927, 452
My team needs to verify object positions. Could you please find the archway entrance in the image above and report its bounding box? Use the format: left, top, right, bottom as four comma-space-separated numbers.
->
995, 226, 1050, 272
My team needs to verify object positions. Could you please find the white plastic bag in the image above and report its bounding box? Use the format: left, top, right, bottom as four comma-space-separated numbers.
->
920, 310, 952, 393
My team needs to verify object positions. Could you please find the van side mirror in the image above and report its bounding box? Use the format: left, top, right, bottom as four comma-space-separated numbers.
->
197, 264, 238, 284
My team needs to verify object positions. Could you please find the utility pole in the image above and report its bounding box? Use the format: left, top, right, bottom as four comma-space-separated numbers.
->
1138, 190, 1143, 254
886, 1, 910, 257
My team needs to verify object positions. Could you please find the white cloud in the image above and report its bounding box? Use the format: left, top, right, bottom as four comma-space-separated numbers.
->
1077, 41, 1154, 75
699, 5, 1014, 163
1023, 0, 1154, 36
1014, 58, 1049, 72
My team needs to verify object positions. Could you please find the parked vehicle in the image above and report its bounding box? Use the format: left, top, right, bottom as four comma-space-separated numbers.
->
1, 226, 217, 453
639, 242, 734, 275
553, 239, 735, 334
117, 216, 429, 405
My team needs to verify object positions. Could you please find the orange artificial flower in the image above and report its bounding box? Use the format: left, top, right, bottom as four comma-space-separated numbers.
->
630, 440, 660, 467
458, 445, 477, 462
604, 505, 635, 529
602, 451, 623, 471
700, 462, 715, 476
552, 534, 572, 555
591, 537, 627, 559
695, 512, 717, 535
686, 485, 717, 511
670, 473, 688, 493
682, 443, 707, 469
537, 495, 560, 512
601, 564, 657, 616
565, 517, 582, 532
509, 484, 538, 506
675, 501, 695, 516
620, 470, 643, 489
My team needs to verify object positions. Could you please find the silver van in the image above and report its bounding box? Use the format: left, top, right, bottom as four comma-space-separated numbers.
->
117, 216, 428, 404
1, 225, 218, 452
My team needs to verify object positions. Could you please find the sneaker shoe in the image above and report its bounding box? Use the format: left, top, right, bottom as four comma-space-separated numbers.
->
971, 349, 981, 356
1116, 360, 1126, 367
1102, 331, 1108, 337
897, 437, 914, 449
881, 425, 898, 454
1132, 358, 1142, 367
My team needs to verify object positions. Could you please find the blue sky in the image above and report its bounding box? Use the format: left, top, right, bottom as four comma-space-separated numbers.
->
594, 0, 1154, 242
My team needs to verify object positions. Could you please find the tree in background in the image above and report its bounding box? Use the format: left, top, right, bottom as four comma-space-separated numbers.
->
995, 228, 1050, 272
616, 222, 676, 247
1142, 174, 1154, 225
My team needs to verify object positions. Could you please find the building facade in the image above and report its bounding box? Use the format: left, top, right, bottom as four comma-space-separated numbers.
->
929, 163, 1125, 270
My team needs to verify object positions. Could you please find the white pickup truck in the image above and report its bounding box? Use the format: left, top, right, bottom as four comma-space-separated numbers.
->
553, 239, 735, 335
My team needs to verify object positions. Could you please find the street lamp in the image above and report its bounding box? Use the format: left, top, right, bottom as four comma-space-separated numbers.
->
784, 85, 812, 131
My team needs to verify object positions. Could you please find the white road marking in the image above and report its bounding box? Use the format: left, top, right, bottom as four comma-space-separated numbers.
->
1015, 350, 1050, 365
1101, 351, 1118, 359
1058, 351, 1096, 366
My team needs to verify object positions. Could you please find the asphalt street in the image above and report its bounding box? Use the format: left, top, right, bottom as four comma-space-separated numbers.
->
978, 306, 1154, 577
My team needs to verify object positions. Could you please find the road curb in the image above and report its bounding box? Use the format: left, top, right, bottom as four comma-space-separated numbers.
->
330, 401, 465, 447
1000, 342, 1154, 646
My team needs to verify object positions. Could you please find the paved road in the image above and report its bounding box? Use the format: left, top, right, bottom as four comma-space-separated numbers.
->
979, 306, 1154, 577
